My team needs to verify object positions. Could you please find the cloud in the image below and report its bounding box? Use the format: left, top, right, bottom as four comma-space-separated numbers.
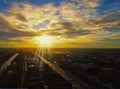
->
96, 11, 120, 23
0, 0, 120, 48
0, 15, 37, 40
15, 14, 28, 22
1, 1, 99, 39
49, 21, 96, 37
59, 0, 100, 21
94, 11, 120, 32
105, 33, 120, 39
3, 0, 8, 4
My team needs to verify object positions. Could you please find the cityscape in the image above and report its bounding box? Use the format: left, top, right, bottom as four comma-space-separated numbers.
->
0, 48, 120, 89
0, 0, 120, 89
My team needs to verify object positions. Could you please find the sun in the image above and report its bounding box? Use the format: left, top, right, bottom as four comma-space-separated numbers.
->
36, 35, 54, 45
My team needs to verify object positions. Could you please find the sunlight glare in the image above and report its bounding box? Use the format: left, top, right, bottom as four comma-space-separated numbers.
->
36, 35, 54, 46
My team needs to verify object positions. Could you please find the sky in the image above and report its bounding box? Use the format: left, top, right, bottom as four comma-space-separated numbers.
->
0, 0, 120, 48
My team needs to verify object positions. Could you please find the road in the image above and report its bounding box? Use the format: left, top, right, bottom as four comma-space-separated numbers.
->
38, 56, 86, 89
0, 53, 19, 74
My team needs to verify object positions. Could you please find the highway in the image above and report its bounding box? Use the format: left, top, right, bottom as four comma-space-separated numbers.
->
38, 56, 86, 89
0, 53, 19, 74
40, 58, 119, 89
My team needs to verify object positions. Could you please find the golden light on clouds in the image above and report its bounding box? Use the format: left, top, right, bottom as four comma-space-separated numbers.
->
0, 0, 120, 48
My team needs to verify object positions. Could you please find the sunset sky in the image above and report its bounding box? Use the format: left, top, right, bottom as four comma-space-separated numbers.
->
0, 0, 120, 48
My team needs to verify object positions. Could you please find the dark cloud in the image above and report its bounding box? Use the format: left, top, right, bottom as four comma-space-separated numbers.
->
46, 31, 64, 36
0, 16, 20, 32
0, 17, 11, 31
108, 33, 120, 39
15, 14, 28, 22
96, 11, 120, 24
0, 16, 36, 40
0, 30, 34, 38
50, 21, 73, 30
65, 30, 94, 37
50, 21, 95, 37
60, 22, 73, 29
0, 36, 25, 42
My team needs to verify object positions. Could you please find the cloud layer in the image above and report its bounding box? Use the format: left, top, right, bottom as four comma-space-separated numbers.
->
0, 0, 120, 48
